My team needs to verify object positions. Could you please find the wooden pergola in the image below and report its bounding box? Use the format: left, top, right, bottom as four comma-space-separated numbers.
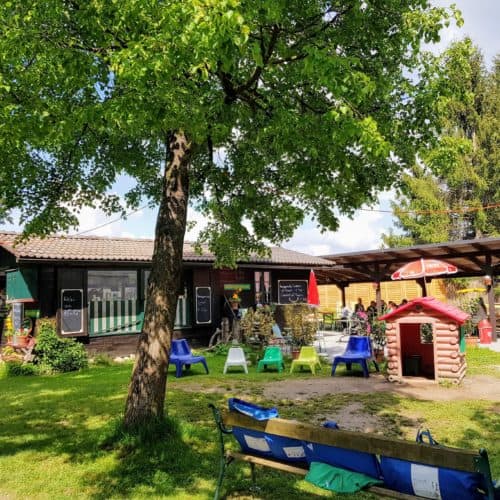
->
316, 238, 500, 341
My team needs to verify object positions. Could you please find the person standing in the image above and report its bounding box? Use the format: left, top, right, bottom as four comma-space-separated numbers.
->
367, 301, 377, 323
387, 301, 398, 313
354, 298, 365, 313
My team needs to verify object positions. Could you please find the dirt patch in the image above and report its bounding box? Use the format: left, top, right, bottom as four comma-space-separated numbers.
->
321, 402, 383, 432
178, 374, 500, 402
262, 373, 500, 402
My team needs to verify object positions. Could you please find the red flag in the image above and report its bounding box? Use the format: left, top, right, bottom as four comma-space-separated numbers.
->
307, 269, 320, 306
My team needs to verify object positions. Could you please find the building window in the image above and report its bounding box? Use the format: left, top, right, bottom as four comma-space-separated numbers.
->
88, 270, 138, 301
254, 271, 271, 304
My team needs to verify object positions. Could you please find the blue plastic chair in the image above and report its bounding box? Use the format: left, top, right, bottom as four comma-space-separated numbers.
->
331, 336, 379, 378
170, 339, 209, 378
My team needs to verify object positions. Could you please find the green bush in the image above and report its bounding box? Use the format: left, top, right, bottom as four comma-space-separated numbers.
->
5, 360, 39, 376
34, 318, 88, 372
91, 353, 115, 366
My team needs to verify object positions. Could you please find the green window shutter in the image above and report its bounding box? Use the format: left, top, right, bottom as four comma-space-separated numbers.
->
6, 268, 38, 301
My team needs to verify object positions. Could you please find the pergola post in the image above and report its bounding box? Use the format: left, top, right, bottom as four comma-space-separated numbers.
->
374, 282, 382, 314
336, 283, 347, 308
487, 281, 496, 342
417, 277, 427, 297
483, 255, 497, 341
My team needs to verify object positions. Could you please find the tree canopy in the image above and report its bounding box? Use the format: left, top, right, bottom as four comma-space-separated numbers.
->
1, 0, 458, 261
0, 0, 458, 426
383, 38, 499, 247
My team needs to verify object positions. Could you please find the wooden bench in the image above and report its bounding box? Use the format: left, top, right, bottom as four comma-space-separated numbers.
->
210, 405, 498, 500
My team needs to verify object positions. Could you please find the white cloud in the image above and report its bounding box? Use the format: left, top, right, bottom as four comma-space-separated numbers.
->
430, 0, 499, 66
185, 206, 209, 241
284, 211, 386, 256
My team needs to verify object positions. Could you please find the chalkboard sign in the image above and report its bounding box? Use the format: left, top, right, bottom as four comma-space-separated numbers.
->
61, 289, 83, 334
12, 302, 24, 332
195, 287, 212, 324
278, 280, 308, 304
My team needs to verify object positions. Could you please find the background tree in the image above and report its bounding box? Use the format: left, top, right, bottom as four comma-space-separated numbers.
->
0, 0, 456, 428
383, 39, 499, 247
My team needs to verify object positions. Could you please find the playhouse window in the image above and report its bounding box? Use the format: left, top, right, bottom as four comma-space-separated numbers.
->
420, 323, 433, 344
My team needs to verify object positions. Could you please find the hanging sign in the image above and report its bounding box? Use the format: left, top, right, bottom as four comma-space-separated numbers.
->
223, 284, 251, 291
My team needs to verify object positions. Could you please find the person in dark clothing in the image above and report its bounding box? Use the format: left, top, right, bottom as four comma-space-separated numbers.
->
366, 301, 377, 323
354, 298, 365, 313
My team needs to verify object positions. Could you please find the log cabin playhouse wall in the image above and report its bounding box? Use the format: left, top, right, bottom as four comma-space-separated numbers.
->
379, 297, 469, 384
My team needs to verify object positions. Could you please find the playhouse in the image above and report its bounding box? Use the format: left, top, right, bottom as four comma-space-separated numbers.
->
379, 297, 469, 384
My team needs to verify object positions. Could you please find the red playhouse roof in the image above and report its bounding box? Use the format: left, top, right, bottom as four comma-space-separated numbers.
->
378, 297, 469, 324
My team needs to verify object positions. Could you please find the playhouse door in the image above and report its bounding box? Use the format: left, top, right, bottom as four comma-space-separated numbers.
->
400, 323, 435, 379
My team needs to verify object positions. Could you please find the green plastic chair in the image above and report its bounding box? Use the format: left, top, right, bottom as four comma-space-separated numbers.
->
290, 346, 322, 375
257, 346, 285, 373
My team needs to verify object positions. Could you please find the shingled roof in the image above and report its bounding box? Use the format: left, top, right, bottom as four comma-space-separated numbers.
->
0, 232, 334, 267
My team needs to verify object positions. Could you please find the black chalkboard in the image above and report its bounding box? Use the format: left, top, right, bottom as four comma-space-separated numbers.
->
12, 302, 24, 332
278, 280, 308, 304
61, 289, 83, 334
195, 287, 211, 324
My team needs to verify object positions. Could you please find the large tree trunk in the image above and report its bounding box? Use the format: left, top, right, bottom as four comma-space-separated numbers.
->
124, 131, 190, 428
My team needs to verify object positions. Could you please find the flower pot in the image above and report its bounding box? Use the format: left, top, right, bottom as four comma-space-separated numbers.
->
373, 349, 385, 363
13, 334, 29, 348
291, 349, 300, 360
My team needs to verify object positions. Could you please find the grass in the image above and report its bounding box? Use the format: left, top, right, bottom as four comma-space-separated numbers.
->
0, 347, 499, 499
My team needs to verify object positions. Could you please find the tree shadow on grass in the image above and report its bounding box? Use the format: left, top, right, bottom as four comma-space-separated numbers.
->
0, 366, 133, 458
0, 373, 231, 497
2, 367, 497, 498
84, 423, 210, 499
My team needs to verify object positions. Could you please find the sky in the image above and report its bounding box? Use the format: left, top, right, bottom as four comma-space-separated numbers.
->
1, 0, 498, 256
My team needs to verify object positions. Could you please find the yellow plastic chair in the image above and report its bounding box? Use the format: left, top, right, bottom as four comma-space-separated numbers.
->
290, 346, 322, 375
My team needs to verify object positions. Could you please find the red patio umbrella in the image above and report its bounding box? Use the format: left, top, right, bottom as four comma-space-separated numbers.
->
391, 258, 458, 280
307, 269, 320, 306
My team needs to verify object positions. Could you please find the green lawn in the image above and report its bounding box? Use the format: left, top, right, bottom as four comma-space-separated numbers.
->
0, 347, 499, 499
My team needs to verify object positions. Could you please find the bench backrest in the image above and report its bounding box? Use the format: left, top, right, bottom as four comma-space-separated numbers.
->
221, 411, 488, 475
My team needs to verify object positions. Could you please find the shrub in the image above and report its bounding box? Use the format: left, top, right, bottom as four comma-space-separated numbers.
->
91, 353, 115, 366
34, 318, 88, 372
5, 360, 39, 376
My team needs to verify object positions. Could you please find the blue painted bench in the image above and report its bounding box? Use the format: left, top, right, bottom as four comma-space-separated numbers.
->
210, 405, 498, 500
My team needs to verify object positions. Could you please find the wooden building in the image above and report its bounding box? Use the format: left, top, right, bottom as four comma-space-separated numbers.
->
379, 297, 470, 384
0, 232, 334, 351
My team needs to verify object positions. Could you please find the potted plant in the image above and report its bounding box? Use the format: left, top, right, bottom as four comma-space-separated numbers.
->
288, 305, 317, 358
370, 320, 386, 362
13, 329, 30, 348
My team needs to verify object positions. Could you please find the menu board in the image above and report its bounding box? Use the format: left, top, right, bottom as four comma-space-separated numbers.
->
278, 280, 308, 304
195, 287, 212, 324
196, 286, 212, 325
61, 289, 83, 334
